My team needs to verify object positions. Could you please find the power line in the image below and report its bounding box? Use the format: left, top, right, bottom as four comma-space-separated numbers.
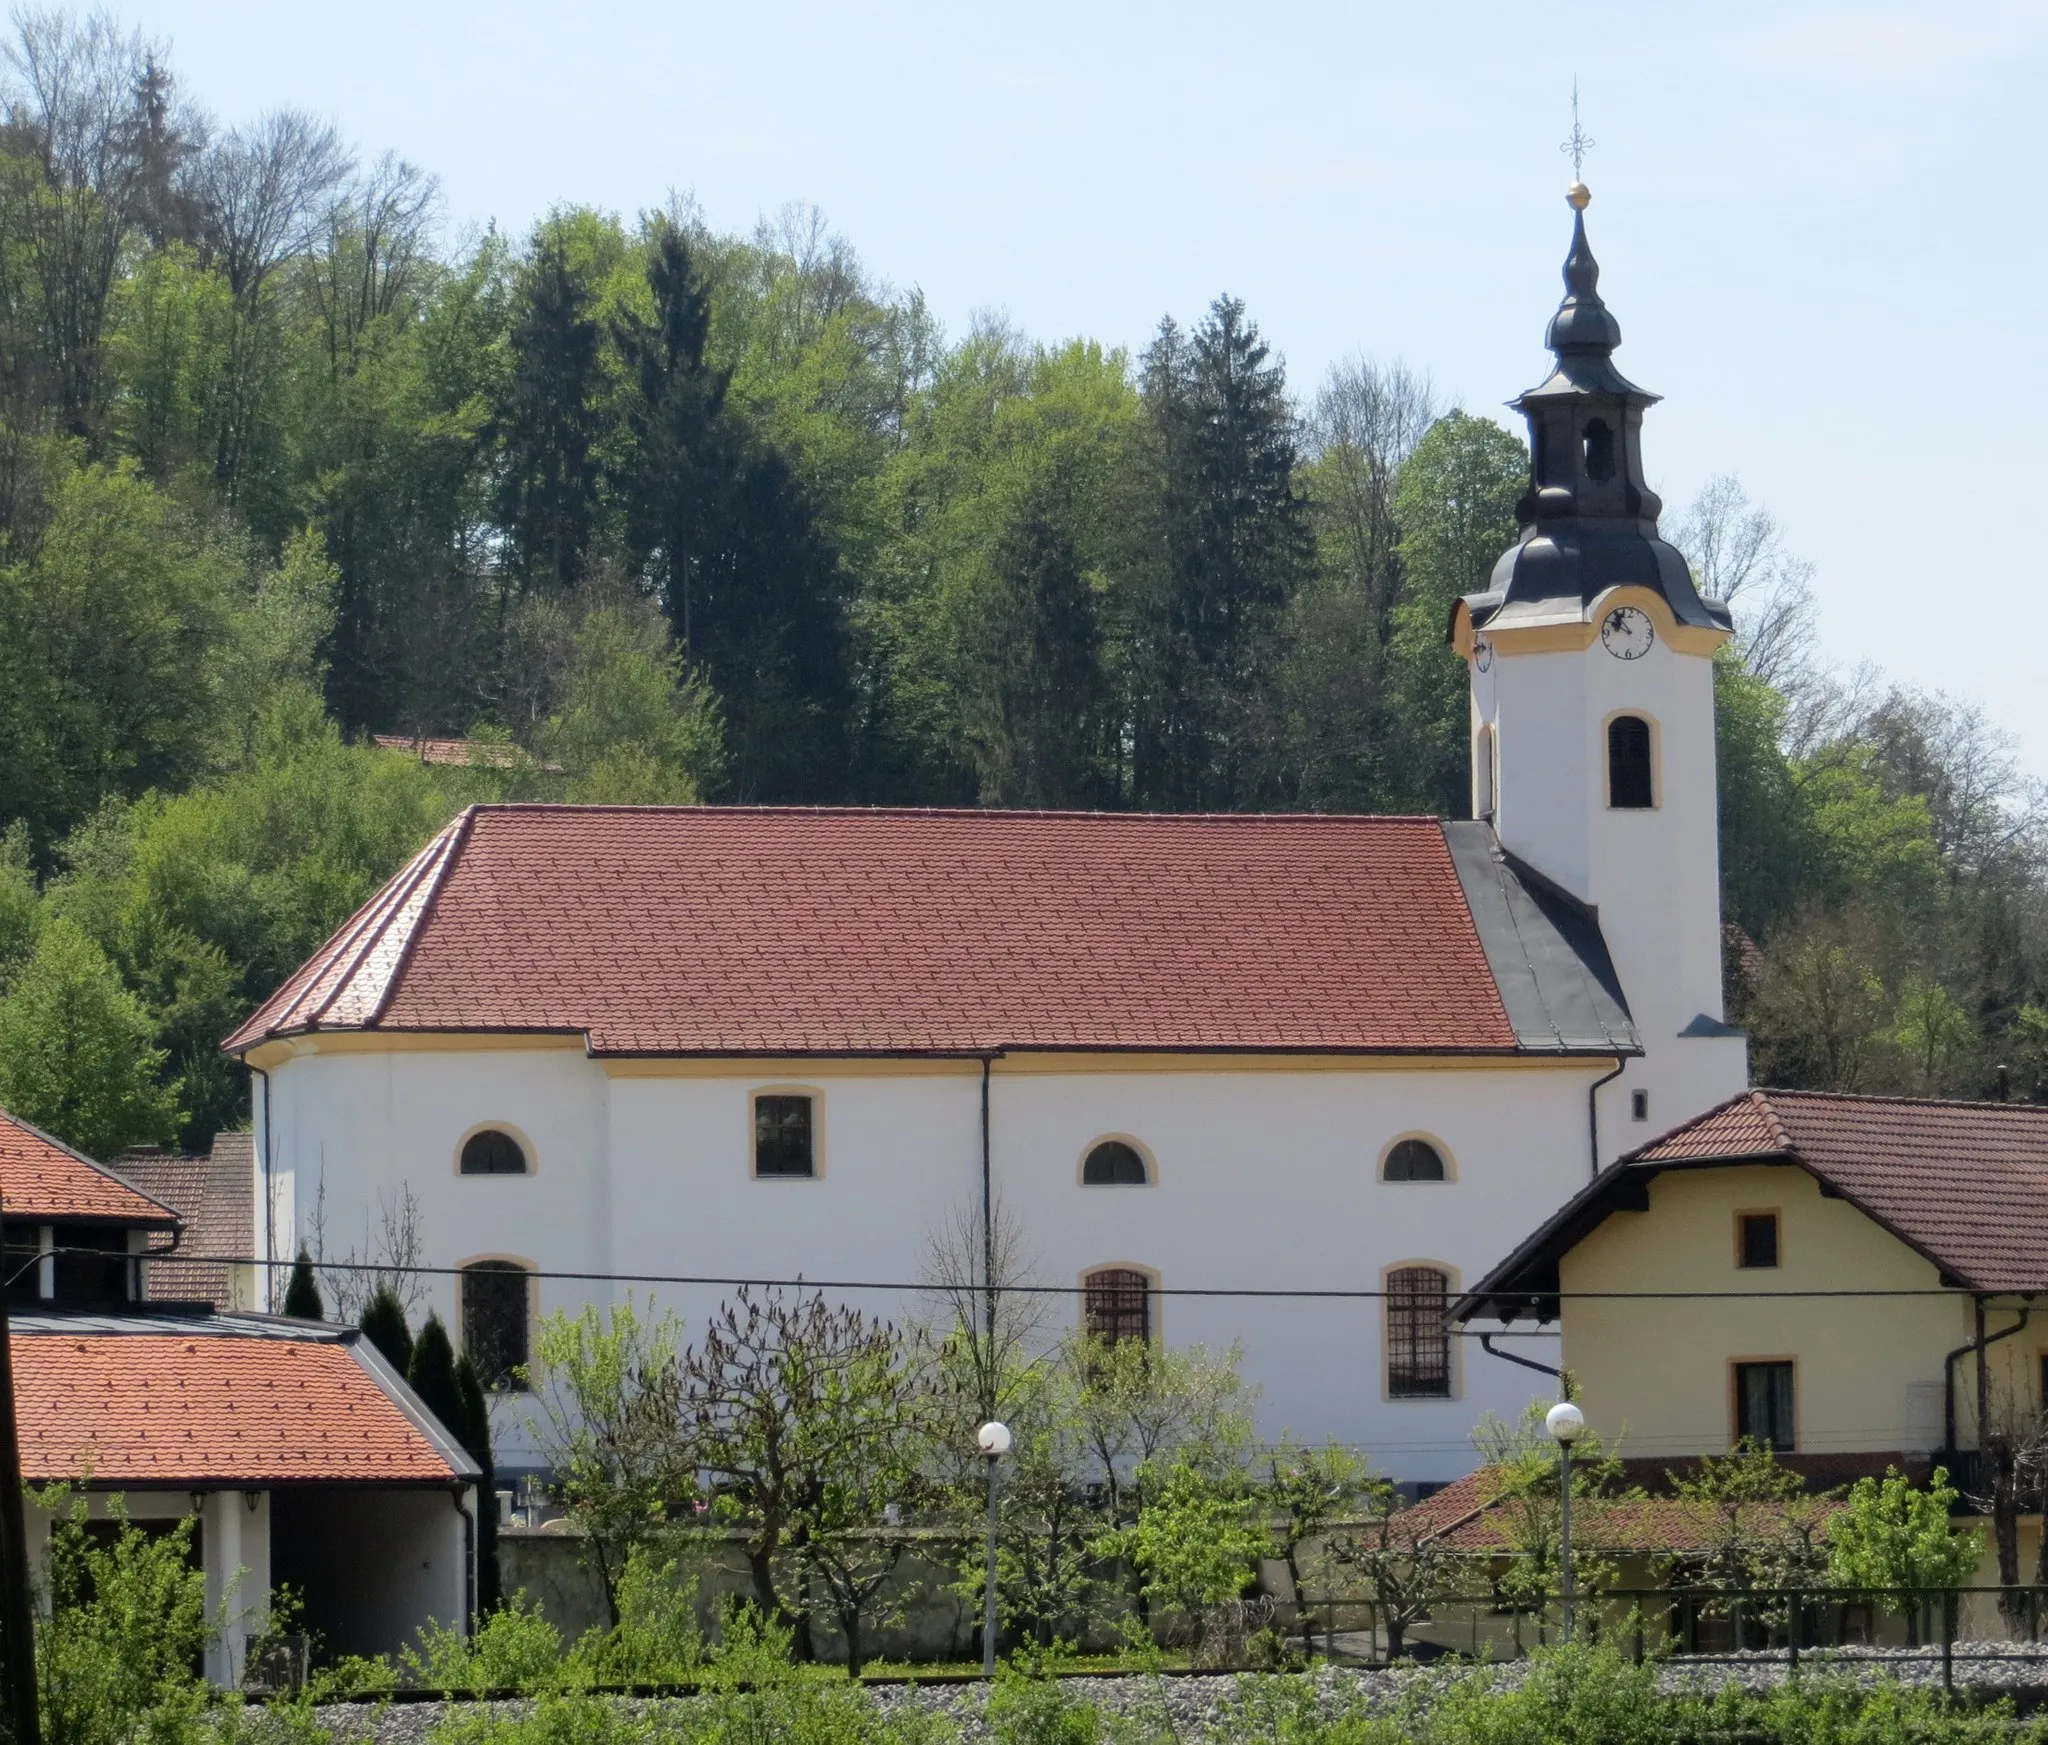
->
161, 1251, 2025, 1303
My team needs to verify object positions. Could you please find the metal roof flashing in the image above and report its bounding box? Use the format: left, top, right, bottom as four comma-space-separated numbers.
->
1443, 822, 1639, 1056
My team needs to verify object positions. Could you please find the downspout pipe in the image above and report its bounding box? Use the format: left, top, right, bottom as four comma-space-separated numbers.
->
1478, 1331, 1562, 1383
452, 1485, 476, 1634
1944, 1297, 2032, 1461
1586, 1059, 1626, 1179
249, 1063, 274, 1311
980, 1056, 995, 1346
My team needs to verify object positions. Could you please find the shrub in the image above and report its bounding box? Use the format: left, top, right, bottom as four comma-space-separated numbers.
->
401, 1593, 567, 1696
36, 1489, 211, 1745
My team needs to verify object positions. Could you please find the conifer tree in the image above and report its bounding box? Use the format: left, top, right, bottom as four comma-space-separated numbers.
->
282, 1247, 323, 1319
406, 1311, 462, 1431
498, 238, 603, 592
1131, 297, 1309, 810
358, 1285, 413, 1373
616, 225, 853, 800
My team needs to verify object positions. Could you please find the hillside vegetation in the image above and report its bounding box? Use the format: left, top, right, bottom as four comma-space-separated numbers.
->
0, 13, 2039, 1151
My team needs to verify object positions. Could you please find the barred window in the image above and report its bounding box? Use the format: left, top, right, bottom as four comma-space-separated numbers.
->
1386, 1266, 1452, 1398
460, 1260, 533, 1392
1083, 1268, 1151, 1347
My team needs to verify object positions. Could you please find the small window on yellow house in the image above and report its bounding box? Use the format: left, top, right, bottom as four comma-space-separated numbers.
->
1736, 1212, 1779, 1270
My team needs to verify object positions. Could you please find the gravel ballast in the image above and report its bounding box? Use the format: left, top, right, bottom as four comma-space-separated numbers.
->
300, 1646, 2048, 1744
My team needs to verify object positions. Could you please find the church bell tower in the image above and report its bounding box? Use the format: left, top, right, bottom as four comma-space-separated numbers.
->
1449, 181, 1749, 1152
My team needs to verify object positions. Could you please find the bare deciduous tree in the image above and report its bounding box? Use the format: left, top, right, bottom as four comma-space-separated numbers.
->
1674, 474, 1816, 694
1305, 357, 1437, 635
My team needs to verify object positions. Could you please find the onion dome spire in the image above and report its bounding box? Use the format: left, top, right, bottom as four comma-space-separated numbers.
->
1453, 182, 1733, 639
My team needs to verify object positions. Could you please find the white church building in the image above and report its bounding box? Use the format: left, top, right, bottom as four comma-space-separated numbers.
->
226, 188, 1748, 1483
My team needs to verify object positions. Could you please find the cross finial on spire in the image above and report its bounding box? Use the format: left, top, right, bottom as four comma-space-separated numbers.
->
1560, 79, 1594, 188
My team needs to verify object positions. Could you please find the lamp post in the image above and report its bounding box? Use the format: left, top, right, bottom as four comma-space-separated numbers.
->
1546, 1401, 1585, 1644
977, 1420, 1012, 1677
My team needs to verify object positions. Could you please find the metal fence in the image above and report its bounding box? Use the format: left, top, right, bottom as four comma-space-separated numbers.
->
1284, 1584, 2048, 1691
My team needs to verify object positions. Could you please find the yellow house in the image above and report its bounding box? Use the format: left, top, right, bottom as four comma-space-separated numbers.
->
1460, 1089, 2048, 1470
1455, 1089, 2048, 1627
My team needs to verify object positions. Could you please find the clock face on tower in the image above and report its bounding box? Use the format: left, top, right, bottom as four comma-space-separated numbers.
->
1473, 637, 1493, 674
1600, 605, 1654, 660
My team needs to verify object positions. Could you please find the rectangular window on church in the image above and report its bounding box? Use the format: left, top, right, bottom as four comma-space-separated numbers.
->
754, 1094, 815, 1177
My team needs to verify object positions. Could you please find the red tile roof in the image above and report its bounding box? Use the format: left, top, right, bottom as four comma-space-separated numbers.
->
0, 1110, 177, 1226
227, 806, 1523, 1057
13, 1327, 468, 1484
1464, 1090, 2048, 1314
120, 1135, 255, 1307
1632, 1090, 2048, 1293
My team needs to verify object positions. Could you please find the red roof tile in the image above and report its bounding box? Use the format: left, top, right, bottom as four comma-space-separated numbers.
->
120, 1135, 254, 1307
0, 1110, 177, 1226
227, 807, 1521, 1057
12, 1330, 466, 1484
1468, 1091, 2048, 1315
1632, 1090, 2048, 1293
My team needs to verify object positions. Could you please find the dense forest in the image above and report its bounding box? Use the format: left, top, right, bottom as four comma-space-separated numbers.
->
0, 12, 2040, 1159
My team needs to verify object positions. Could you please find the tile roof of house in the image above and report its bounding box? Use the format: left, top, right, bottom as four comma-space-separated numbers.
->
371, 734, 529, 768
118, 1135, 254, 1307
1397, 1480, 1849, 1556
225, 806, 1642, 1059
10, 1313, 475, 1485
1459, 1089, 2048, 1318
0, 1109, 178, 1227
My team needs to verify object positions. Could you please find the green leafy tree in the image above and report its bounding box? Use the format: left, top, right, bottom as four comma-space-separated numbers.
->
1827, 1466, 1979, 1642
1658, 1441, 1833, 1630
35, 1487, 211, 1745
1263, 1441, 1370, 1652
1321, 1475, 1472, 1660
1092, 1457, 1267, 1657
524, 1296, 685, 1625
534, 592, 723, 803
0, 462, 235, 851
282, 1246, 323, 1319
1382, 410, 1525, 815
0, 915, 179, 1156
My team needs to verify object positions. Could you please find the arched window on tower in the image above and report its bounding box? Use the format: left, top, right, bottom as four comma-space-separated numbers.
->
1474, 724, 1495, 820
1582, 418, 1616, 482
1607, 715, 1654, 810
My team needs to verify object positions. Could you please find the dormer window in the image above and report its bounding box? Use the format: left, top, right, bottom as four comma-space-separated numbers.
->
1607, 715, 1654, 809
460, 1129, 529, 1176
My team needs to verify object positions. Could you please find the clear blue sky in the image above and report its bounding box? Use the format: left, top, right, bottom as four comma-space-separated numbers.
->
134, 0, 2048, 770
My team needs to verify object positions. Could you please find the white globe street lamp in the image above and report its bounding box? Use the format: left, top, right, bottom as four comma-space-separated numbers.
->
1546, 1401, 1586, 1643
978, 1420, 1011, 1676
